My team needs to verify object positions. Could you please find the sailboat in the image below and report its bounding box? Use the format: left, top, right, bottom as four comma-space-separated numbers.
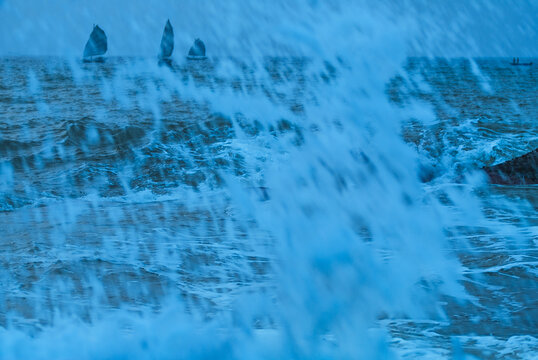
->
187, 39, 207, 60
159, 20, 174, 64
510, 58, 533, 66
83, 25, 107, 62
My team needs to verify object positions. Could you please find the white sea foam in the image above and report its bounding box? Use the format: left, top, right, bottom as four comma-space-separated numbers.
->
0, 1, 536, 358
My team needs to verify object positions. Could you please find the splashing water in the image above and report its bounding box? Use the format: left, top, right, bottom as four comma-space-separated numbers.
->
0, 1, 537, 358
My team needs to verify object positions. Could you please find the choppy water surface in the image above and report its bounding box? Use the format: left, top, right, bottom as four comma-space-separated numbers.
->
0, 54, 536, 358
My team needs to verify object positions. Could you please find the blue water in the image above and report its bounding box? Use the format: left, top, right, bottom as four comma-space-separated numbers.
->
0, 1, 537, 359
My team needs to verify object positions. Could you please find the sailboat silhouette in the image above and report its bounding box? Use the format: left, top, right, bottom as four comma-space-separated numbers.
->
187, 39, 207, 60
159, 20, 174, 61
83, 25, 107, 62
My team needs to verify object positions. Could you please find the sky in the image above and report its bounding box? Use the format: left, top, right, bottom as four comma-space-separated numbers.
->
0, 0, 536, 57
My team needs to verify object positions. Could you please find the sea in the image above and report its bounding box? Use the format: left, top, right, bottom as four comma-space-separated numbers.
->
0, 21, 537, 360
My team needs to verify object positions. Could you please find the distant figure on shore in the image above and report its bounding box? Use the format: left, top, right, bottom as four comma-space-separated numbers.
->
483, 148, 538, 185
187, 39, 207, 60
159, 20, 174, 65
83, 25, 107, 62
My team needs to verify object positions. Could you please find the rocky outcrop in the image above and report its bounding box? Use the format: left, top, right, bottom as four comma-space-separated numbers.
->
483, 148, 538, 185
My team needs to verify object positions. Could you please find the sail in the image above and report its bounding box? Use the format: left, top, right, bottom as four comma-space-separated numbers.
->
83, 25, 107, 58
159, 20, 174, 59
188, 39, 206, 57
